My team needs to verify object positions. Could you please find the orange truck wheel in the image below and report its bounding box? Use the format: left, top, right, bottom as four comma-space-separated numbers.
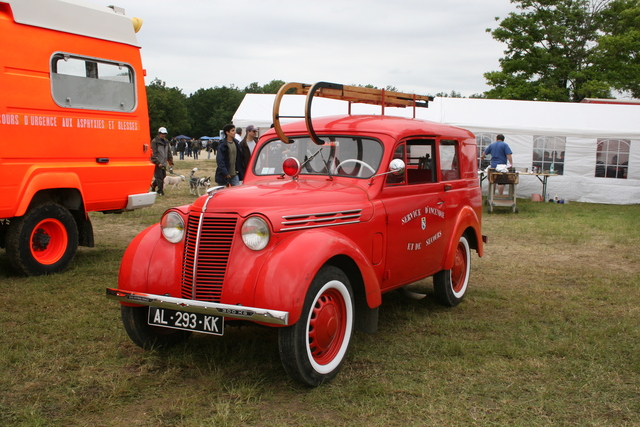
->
6, 203, 78, 276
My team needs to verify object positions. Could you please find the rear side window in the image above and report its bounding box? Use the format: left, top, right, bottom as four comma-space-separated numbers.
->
51, 53, 136, 112
439, 140, 460, 181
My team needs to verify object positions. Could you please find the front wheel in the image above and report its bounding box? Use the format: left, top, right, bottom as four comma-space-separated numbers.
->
6, 202, 78, 276
278, 266, 354, 386
433, 235, 471, 307
121, 305, 192, 349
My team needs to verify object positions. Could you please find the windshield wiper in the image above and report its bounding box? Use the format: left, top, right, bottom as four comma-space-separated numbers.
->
300, 146, 324, 170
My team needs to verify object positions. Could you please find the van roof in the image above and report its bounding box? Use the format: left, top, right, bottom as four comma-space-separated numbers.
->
1, 0, 139, 46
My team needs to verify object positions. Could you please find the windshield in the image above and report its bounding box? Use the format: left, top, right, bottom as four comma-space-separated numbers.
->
254, 136, 383, 178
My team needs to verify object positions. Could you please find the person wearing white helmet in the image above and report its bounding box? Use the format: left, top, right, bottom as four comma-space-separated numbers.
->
150, 126, 174, 195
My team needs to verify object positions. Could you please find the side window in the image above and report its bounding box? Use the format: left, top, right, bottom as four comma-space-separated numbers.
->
51, 53, 136, 112
439, 140, 460, 181
596, 138, 629, 179
406, 139, 435, 184
533, 136, 565, 175
386, 144, 406, 185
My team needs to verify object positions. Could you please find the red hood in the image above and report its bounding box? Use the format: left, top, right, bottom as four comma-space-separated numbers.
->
190, 178, 375, 232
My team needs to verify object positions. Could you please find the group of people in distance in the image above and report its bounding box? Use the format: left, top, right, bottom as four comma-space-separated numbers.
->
150, 124, 259, 195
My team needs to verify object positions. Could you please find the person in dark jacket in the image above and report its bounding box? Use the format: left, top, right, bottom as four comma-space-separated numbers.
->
177, 138, 186, 160
215, 124, 244, 186
150, 127, 173, 195
239, 124, 258, 173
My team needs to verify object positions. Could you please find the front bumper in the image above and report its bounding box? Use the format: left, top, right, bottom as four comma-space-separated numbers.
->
106, 288, 289, 326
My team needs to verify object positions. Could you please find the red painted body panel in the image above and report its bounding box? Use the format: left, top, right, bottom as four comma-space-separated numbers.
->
117, 114, 483, 328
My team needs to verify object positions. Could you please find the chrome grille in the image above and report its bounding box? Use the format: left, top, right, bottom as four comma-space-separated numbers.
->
181, 214, 237, 302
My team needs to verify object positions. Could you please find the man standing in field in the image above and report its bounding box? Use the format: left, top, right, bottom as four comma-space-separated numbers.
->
150, 127, 173, 196
481, 134, 513, 195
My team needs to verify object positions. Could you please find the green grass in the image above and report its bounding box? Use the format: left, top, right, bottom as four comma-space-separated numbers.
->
1, 160, 639, 426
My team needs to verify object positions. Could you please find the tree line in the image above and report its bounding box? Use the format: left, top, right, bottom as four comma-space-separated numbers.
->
146, 78, 285, 139
147, 0, 639, 137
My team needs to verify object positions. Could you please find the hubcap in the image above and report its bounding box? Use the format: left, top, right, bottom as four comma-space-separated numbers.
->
30, 219, 68, 265
308, 288, 346, 365
451, 241, 468, 293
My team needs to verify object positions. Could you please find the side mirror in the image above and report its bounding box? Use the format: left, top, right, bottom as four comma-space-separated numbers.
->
369, 159, 405, 185
389, 159, 405, 175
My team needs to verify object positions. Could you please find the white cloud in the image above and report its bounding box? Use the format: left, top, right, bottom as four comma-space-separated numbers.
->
118, 0, 517, 96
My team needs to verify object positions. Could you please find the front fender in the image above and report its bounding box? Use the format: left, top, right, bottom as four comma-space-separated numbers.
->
117, 223, 183, 305
442, 205, 483, 270
254, 228, 382, 325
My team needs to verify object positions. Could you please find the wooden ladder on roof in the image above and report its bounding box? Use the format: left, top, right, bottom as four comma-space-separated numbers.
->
272, 82, 434, 145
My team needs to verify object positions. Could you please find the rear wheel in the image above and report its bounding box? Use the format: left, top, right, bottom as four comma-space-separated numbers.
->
6, 203, 78, 276
121, 305, 192, 349
434, 235, 471, 307
278, 266, 354, 386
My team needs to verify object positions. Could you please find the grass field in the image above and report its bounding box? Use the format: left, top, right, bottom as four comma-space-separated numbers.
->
1, 157, 639, 426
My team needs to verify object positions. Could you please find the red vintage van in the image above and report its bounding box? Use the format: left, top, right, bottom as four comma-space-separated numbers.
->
0, 0, 154, 276
108, 83, 484, 386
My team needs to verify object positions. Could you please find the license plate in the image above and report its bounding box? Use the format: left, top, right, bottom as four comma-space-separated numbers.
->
148, 307, 224, 336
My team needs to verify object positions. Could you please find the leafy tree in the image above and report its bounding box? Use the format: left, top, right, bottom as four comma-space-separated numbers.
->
595, 0, 640, 97
145, 78, 190, 137
352, 84, 400, 92
186, 85, 245, 138
484, 0, 640, 102
435, 90, 464, 98
260, 79, 287, 94
243, 79, 286, 94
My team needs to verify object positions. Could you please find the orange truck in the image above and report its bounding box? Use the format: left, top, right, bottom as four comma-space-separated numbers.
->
0, 0, 155, 276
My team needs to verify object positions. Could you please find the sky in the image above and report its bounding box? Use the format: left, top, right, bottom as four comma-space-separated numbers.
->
114, 0, 519, 97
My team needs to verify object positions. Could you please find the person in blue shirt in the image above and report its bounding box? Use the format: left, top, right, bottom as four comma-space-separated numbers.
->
481, 134, 513, 195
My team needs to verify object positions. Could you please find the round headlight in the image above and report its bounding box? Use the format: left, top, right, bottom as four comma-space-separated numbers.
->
161, 211, 185, 243
242, 216, 270, 251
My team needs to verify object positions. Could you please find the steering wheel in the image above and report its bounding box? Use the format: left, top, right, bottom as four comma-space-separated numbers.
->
335, 159, 376, 177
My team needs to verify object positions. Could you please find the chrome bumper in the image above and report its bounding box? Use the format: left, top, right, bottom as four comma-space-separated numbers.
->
106, 288, 289, 326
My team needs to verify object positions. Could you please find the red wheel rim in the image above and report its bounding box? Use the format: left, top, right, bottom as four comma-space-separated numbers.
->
308, 288, 347, 365
29, 218, 68, 265
451, 241, 468, 293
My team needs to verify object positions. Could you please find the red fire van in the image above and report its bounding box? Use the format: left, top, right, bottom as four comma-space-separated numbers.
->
0, 0, 155, 276
108, 83, 484, 386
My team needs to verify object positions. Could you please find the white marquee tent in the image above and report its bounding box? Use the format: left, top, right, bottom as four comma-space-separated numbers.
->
233, 94, 640, 204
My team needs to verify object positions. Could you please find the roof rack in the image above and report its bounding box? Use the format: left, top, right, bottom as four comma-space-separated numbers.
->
272, 82, 434, 145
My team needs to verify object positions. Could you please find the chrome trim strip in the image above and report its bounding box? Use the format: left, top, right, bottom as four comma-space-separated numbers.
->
282, 213, 361, 225
191, 211, 205, 299
106, 288, 289, 326
191, 188, 223, 299
281, 219, 361, 231
282, 209, 362, 220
